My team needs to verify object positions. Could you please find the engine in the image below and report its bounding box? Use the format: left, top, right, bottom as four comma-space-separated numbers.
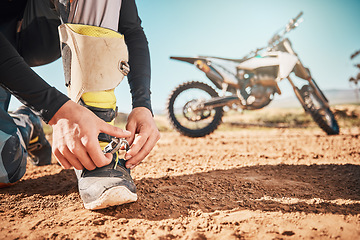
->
245, 84, 275, 109
238, 70, 278, 110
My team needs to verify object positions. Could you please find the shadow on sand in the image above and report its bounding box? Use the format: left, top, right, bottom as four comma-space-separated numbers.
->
2, 163, 359, 220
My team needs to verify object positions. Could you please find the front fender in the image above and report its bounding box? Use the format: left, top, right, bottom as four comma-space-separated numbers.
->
276, 52, 298, 79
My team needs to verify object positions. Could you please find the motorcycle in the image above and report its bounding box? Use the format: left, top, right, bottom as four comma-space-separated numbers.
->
167, 12, 339, 137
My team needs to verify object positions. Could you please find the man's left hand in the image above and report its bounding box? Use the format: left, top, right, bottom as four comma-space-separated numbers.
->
124, 107, 160, 169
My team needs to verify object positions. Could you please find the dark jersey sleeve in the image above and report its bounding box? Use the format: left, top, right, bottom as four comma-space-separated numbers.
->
0, 33, 69, 123
118, 0, 152, 114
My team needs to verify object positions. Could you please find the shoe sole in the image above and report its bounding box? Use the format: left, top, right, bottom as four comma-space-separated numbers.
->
83, 186, 138, 210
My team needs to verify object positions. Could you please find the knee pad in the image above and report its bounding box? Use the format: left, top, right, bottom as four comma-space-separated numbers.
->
58, 24, 129, 103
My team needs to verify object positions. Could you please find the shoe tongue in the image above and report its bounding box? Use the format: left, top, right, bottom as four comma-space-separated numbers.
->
114, 158, 131, 174
81, 157, 130, 178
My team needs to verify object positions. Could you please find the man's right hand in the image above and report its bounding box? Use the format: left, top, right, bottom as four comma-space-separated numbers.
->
48, 100, 131, 170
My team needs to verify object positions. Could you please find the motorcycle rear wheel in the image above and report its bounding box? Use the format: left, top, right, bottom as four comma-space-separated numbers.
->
300, 85, 339, 135
167, 81, 224, 137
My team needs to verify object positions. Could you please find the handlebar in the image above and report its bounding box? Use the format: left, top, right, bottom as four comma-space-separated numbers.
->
267, 12, 303, 47
293, 11, 303, 23
287, 11, 303, 31
245, 12, 304, 59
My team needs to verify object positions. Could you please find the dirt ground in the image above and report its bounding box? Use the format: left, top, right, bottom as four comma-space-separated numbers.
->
1, 126, 360, 239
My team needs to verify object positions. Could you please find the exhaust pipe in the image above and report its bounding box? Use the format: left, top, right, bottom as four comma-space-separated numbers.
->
203, 95, 239, 108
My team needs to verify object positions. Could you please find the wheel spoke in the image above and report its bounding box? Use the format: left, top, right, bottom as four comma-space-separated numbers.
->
167, 81, 224, 137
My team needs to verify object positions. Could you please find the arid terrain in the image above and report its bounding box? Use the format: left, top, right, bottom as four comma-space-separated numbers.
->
1, 107, 360, 239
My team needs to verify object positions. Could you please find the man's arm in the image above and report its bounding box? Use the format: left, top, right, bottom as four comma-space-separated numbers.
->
118, 0, 160, 169
0, 32, 68, 122
118, 0, 152, 113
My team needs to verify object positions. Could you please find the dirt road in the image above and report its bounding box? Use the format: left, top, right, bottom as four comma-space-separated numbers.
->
1, 127, 359, 239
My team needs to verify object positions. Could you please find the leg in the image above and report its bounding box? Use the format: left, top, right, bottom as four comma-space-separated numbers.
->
58, 0, 137, 210
0, 101, 53, 187
17, 0, 62, 67
0, 2, 59, 180
11, 107, 52, 166
0, 87, 27, 187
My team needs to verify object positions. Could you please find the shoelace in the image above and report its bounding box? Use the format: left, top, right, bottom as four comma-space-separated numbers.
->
103, 138, 130, 169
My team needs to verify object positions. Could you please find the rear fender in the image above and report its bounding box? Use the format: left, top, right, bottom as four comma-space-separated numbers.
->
170, 56, 208, 64
170, 56, 224, 89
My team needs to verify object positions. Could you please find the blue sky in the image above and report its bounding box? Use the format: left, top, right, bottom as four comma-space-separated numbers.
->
10, 0, 360, 113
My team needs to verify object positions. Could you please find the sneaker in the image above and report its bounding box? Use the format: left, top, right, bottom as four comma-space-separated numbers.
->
75, 156, 137, 210
12, 106, 52, 166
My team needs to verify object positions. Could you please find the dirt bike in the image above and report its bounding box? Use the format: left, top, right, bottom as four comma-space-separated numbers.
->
167, 12, 340, 137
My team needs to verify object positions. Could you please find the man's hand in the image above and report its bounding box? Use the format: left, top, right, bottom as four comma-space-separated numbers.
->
48, 100, 131, 170
124, 107, 160, 169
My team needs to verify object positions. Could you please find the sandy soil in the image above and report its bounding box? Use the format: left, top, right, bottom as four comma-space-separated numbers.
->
1, 127, 360, 239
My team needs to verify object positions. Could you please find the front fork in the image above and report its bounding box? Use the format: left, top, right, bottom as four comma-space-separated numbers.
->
283, 39, 329, 109
287, 76, 307, 109
288, 75, 330, 109
288, 59, 330, 109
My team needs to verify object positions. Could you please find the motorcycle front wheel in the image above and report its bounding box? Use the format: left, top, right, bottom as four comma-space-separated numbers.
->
167, 81, 224, 137
300, 85, 339, 135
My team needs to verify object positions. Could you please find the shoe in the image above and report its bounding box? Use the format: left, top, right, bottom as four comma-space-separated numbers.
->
12, 106, 52, 166
74, 90, 137, 210
75, 155, 137, 210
